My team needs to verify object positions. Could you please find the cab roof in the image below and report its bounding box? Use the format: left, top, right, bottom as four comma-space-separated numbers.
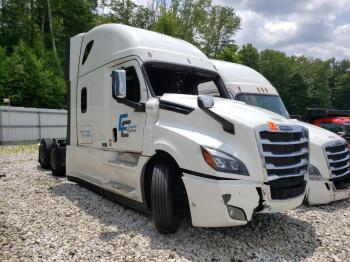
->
79, 24, 215, 76
211, 59, 279, 95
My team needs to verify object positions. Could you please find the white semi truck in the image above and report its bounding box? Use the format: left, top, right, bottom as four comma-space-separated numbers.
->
211, 60, 350, 205
39, 24, 310, 234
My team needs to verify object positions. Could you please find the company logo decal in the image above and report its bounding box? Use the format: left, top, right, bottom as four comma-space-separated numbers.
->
118, 114, 137, 137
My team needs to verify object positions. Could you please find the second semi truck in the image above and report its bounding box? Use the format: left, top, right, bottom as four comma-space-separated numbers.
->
211, 59, 350, 205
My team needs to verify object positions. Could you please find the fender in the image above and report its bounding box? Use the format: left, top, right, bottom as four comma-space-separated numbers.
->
153, 139, 186, 168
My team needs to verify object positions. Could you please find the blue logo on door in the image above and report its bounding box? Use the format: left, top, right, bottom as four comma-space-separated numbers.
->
118, 114, 137, 137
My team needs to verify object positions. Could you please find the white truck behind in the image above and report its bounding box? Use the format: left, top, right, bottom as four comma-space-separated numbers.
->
39, 24, 310, 233
211, 59, 350, 205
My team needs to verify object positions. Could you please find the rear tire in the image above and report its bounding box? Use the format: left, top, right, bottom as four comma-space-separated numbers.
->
39, 138, 53, 169
50, 141, 66, 176
151, 161, 181, 234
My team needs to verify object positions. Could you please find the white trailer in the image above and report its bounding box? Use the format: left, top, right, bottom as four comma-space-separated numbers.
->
39, 24, 310, 233
211, 60, 350, 205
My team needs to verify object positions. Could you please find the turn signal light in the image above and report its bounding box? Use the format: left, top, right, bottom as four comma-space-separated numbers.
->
201, 146, 216, 170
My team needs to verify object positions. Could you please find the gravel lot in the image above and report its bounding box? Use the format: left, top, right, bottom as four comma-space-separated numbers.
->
1, 149, 350, 261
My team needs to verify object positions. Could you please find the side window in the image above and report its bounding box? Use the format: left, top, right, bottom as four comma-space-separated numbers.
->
81, 87, 87, 113
82, 40, 94, 65
125, 67, 141, 103
198, 81, 220, 97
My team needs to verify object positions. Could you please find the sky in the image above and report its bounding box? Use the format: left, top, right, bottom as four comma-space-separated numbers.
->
135, 0, 350, 60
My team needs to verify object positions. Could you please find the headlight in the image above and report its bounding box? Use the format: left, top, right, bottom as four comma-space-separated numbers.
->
200, 146, 249, 175
308, 164, 322, 180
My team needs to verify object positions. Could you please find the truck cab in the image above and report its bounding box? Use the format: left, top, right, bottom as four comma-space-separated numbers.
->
211, 59, 350, 205
40, 24, 310, 233
301, 109, 350, 145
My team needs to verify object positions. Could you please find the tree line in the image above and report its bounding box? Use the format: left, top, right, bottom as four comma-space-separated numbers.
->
0, 0, 349, 114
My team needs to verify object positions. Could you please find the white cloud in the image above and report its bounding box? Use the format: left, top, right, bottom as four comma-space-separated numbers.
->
120, 0, 350, 59
334, 24, 350, 44
258, 21, 297, 45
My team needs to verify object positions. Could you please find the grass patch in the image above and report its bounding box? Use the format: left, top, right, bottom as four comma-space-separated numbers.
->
0, 144, 39, 154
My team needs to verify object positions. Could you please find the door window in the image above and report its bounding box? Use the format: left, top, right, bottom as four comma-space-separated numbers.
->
125, 67, 141, 103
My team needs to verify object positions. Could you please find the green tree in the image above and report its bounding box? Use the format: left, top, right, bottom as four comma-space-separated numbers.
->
334, 72, 350, 109
109, 0, 136, 25
5, 42, 65, 108
151, 12, 181, 37
238, 43, 259, 71
258, 49, 292, 102
199, 5, 240, 58
286, 71, 309, 115
217, 44, 241, 63
329, 59, 350, 107
301, 59, 331, 108
0, 46, 9, 102
176, 0, 211, 43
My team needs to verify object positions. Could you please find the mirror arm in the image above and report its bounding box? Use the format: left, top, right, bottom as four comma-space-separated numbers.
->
115, 97, 145, 112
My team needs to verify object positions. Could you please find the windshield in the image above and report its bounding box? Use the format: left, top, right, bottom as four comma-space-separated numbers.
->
320, 122, 350, 142
144, 62, 229, 98
236, 93, 290, 118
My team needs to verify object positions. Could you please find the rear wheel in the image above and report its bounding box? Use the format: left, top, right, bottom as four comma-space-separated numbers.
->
39, 138, 53, 169
50, 141, 66, 176
151, 161, 181, 234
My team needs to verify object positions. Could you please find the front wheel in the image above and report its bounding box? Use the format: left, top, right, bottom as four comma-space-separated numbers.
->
151, 161, 181, 234
39, 138, 53, 169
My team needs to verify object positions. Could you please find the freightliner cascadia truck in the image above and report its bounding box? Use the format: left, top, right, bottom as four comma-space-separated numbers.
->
38, 24, 310, 234
211, 60, 350, 205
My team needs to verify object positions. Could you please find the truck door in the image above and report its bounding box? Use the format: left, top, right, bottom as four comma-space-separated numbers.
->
107, 60, 147, 152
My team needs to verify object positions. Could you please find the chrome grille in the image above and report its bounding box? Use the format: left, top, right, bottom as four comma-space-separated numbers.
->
324, 142, 350, 178
258, 126, 309, 179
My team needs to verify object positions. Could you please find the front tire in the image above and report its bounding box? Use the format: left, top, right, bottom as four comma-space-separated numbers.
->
39, 138, 53, 169
151, 162, 181, 234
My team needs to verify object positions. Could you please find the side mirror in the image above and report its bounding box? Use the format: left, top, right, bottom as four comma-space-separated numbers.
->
112, 69, 126, 99
198, 95, 214, 109
337, 131, 346, 137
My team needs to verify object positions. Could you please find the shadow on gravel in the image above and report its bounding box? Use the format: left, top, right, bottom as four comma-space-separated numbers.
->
50, 182, 320, 261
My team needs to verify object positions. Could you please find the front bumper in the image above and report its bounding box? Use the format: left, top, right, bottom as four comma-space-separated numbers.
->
307, 178, 350, 205
182, 172, 305, 227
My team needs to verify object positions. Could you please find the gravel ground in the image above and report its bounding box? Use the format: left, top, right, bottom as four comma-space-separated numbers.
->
1, 151, 350, 262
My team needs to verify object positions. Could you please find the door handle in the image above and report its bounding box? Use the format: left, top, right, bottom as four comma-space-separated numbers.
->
112, 128, 118, 142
